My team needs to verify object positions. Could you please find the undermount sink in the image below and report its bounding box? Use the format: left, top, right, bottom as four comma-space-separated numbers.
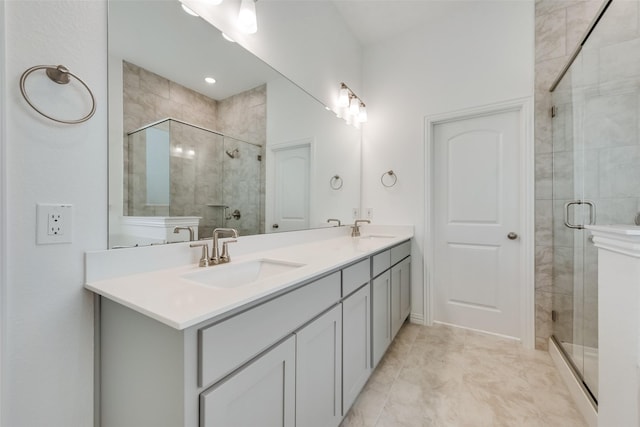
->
181, 259, 305, 289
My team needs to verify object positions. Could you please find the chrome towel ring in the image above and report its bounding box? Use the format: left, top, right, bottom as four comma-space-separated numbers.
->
330, 175, 344, 190
19, 64, 96, 124
381, 170, 398, 187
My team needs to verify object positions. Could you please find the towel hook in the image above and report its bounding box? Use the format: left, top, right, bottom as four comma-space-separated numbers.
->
19, 64, 96, 124
330, 175, 344, 190
380, 170, 398, 188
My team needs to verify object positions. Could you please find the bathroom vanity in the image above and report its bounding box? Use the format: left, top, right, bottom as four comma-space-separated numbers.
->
86, 226, 412, 427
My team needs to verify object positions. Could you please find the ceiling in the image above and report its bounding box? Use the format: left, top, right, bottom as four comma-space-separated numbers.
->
331, 0, 444, 47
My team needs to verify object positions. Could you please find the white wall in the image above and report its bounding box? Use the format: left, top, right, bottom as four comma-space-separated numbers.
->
361, 0, 535, 321
1, 1, 108, 426
0, 0, 6, 422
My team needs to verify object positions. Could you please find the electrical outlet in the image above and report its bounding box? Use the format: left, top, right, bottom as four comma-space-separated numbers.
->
37, 203, 73, 244
352, 208, 359, 219
366, 208, 373, 219
48, 212, 64, 235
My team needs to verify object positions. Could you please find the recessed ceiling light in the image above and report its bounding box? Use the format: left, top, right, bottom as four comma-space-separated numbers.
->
181, 4, 199, 17
205, 77, 216, 84
222, 33, 235, 43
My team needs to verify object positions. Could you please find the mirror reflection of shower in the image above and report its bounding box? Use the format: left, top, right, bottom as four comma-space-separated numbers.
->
226, 148, 240, 158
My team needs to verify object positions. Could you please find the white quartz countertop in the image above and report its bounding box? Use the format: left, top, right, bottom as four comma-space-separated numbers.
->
85, 229, 413, 330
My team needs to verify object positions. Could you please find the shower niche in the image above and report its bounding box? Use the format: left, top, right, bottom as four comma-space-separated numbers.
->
550, 0, 640, 404
124, 118, 263, 241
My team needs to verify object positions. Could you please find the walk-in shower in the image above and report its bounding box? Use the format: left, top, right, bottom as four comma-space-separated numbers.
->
549, 0, 639, 403
125, 118, 264, 238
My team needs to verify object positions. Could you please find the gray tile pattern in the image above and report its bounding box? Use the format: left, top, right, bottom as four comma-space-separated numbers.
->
341, 323, 586, 427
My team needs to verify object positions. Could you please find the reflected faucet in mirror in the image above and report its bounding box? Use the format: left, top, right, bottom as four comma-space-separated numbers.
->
173, 226, 195, 241
327, 218, 341, 227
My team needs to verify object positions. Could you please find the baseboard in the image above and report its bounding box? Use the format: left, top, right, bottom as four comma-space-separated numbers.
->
548, 337, 597, 427
409, 313, 425, 325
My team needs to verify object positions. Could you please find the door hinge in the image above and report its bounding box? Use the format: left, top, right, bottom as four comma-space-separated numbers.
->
552, 310, 558, 322
257, 154, 262, 161
551, 105, 557, 118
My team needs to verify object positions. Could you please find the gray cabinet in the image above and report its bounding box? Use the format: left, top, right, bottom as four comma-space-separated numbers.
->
391, 256, 411, 338
200, 336, 296, 427
371, 270, 391, 368
342, 284, 371, 412
296, 304, 342, 427
371, 241, 411, 368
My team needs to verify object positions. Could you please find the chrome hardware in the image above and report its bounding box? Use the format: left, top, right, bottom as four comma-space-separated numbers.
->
231, 209, 241, 220
211, 228, 239, 265
173, 226, 195, 241
190, 242, 210, 267
327, 218, 341, 227
351, 219, 371, 237
564, 200, 596, 230
507, 232, 518, 240
272, 224, 279, 229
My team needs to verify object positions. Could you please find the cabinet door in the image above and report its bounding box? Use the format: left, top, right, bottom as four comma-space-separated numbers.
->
400, 256, 411, 320
371, 271, 391, 368
342, 284, 371, 413
295, 304, 343, 427
200, 336, 295, 427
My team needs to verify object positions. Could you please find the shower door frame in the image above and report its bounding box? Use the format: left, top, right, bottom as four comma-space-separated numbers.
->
424, 97, 536, 348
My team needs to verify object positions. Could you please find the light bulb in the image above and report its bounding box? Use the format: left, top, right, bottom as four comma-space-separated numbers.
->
357, 104, 368, 123
205, 76, 216, 84
181, 4, 199, 16
175, 145, 183, 153
349, 97, 360, 116
238, 0, 257, 34
338, 87, 349, 107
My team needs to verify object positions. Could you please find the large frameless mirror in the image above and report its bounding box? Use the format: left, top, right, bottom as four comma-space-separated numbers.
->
108, 0, 361, 248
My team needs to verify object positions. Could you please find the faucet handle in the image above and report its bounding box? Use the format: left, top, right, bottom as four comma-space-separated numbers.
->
220, 239, 238, 263
190, 242, 210, 267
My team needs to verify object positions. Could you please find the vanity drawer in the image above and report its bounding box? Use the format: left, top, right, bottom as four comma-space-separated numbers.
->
342, 258, 369, 296
199, 271, 341, 388
372, 250, 391, 278
391, 240, 411, 266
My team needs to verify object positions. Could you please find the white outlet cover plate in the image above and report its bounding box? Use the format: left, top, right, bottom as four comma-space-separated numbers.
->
36, 203, 73, 244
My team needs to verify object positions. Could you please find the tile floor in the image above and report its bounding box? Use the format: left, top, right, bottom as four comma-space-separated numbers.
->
341, 323, 587, 427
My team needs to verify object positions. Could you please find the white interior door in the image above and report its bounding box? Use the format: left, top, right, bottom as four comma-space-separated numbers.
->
433, 109, 521, 338
272, 144, 310, 232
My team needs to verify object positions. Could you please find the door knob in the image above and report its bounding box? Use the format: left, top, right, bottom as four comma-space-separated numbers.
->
507, 232, 518, 240
272, 224, 279, 229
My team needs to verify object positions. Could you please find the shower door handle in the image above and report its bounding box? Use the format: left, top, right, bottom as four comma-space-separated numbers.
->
564, 200, 596, 229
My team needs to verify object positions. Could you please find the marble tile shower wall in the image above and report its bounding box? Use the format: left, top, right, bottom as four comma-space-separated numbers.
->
123, 62, 266, 236
217, 86, 267, 235
535, 0, 604, 350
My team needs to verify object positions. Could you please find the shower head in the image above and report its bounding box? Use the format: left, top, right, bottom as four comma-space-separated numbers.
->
226, 148, 239, 159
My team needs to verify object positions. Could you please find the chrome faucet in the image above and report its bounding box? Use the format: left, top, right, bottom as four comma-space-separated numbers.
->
173, 226, 195, 241
211, 228, 239, 265
351, 219, 370, 237
327, 218, 341, 227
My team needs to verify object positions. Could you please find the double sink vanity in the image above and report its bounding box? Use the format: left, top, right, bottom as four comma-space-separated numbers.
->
86, 225, 413, 427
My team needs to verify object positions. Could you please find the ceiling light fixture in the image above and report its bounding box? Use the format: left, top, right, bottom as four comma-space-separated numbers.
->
238, 0, 258, 34
205, 77, 216, 84
336, 82, 367, 125
181, 4, 199, 17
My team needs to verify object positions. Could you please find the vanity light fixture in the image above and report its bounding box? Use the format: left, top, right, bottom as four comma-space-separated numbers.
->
181, 4, 199, 16
336, 82, 367, 125
205, 76, 216, 84
237, 0, 258, 34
